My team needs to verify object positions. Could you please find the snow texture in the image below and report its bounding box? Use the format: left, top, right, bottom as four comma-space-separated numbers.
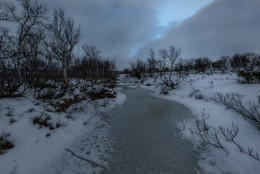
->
0, 88, 126, 174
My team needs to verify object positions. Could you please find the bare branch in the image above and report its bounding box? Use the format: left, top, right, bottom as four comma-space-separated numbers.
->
213, 93, 260, 130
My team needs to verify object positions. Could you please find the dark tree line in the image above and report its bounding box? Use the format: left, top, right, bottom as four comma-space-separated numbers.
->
127, 46, 187, 93
71, 45, 116, 82
125, 46, 260, 90
0, 0, 116, 99
175, 53, 260, 73
126, 48, 260, 80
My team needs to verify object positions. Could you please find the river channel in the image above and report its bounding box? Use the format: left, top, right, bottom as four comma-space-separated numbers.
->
107, 88, 199, 174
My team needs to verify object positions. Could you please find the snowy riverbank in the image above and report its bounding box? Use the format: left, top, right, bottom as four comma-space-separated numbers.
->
0, 87, 127, 174
1, 72, 259, 174
119, 73, 260, 174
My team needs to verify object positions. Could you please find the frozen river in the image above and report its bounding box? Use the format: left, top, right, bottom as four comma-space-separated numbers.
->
107, 88, 199, 174
46, 88, 200, 174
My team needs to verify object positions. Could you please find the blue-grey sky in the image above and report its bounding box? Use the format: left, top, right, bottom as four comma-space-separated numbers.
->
136, 0, 260, 63
39, 0, 260, 69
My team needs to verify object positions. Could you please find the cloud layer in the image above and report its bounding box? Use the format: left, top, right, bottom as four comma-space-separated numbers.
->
42, 0, 161, 59
136, 0, 260, 60
39, 0, 214, 68
38, 0, 260, 69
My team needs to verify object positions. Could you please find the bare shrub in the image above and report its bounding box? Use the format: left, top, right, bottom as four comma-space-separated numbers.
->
159, 71, 188, 94
191, 110, 260, 161
32, 113, 52, 129
0, 130, 14, 155
189, 88, 203, 100
0, 69, 24, 98
36, 82, 68, 100
219, 122, 243, 152
191, 110, 225, 151
157, 46, 188, 94
9, 119, 17, 125
246, 148, 260, 161
213, 93, 260, 130
88, 88, 116, 101
50, 95, 86, 112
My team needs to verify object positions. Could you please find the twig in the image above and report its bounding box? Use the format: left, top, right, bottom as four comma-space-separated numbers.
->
65, 148, 111, 173
191, 110, 260, 162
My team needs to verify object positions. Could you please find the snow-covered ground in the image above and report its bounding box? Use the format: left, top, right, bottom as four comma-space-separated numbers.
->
0, 87, 127, 174
1, 73, 259, 174
119, 73, 260, 174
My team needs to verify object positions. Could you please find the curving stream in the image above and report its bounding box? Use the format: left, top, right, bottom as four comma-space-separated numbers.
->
107, 88, 199, 174
46, 88, 200, 174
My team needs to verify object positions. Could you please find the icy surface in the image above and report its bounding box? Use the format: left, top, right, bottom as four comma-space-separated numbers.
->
107, 88, 199, 174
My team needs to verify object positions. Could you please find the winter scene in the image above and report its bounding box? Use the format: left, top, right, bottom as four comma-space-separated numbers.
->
0, 0, 260, 174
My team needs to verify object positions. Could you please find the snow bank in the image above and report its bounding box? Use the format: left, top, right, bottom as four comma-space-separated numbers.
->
0, 87, 126, 174
124, 73, 260, 174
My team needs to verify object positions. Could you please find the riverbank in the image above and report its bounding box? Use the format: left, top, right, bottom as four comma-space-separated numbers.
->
119, 73, 260, 174
0, 87, 127, 174
1, 73, 259, 174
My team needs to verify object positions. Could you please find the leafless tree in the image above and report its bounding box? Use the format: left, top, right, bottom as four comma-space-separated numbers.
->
0, 27, 12, 60
157, 46, 187, 94
82, 44, 102, 80
0, 0, 47, 82
47, 9, 80, 86
0, 0, 47, 97
23, 28, 47, 84
73, 44, 116, 82
0, 1, 116, 100
147, 48, 158, 76
129, 59, 147, 79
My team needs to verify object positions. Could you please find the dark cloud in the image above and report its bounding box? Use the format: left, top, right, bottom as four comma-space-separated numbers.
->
37, 0, 260, 69
41, 0, 161, 60
136, 0, 260, 60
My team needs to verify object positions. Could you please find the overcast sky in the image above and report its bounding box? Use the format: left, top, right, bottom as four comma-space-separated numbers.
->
39, 0, 260, 69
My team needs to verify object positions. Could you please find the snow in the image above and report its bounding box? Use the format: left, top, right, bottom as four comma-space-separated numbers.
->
0, 87, 126, 174
115, 91, 128, 105
1, 73, 259, 174
128, 73, 260, 174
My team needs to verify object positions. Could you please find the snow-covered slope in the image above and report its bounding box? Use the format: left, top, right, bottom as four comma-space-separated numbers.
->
0, 88, 126, 174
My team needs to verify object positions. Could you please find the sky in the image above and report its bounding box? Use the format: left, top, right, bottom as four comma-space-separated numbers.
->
38, 0, 260, 69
